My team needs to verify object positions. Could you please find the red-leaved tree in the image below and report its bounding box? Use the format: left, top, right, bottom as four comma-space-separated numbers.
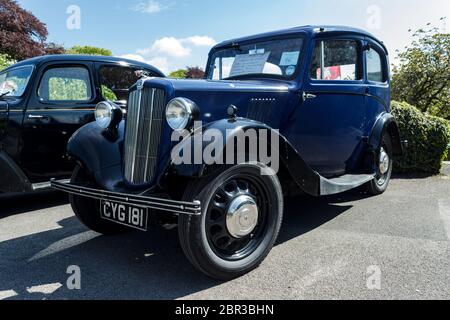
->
0, 0, 64, 60
185, 66, 205, 79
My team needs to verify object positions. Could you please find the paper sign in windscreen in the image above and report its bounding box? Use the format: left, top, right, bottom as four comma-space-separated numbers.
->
229, 52, 270, 77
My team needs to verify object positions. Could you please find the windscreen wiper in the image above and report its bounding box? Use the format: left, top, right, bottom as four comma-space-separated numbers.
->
0, 91, 11, 99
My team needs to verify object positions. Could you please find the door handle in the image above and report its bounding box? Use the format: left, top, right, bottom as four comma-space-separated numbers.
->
302, 92, 317, 102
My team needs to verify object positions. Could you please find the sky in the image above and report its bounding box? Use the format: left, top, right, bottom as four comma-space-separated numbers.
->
17, 0, 450, 74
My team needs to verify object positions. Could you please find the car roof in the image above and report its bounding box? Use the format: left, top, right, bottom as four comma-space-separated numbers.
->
213, 25, 388, 54
2, 55, 165, 76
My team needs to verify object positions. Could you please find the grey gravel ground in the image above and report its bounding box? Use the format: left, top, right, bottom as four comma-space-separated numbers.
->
0, 170, 449, 300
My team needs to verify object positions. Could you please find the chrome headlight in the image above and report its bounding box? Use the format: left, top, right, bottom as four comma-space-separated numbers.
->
166, 97, 198, 130
95, 101, 122, 129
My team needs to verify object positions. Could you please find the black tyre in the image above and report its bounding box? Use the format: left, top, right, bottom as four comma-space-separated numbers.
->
178, 163, 284, 280
366, 132, 393, 195
70, 165, 131, 235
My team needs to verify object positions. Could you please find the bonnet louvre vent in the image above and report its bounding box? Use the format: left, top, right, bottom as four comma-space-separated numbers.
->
247, 98, 276, 123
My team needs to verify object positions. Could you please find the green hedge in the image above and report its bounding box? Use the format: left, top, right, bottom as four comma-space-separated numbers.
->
391, 101, 450, 174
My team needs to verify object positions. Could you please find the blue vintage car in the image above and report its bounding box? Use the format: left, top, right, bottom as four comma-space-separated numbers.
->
52, 26, 405, 280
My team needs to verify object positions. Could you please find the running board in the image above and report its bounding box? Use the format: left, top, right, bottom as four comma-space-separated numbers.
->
320, 174, 375, 196
32, 179, 71, 191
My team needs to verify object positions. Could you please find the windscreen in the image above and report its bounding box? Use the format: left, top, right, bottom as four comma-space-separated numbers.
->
207, 37, 304, 80
0, 66, 33, 97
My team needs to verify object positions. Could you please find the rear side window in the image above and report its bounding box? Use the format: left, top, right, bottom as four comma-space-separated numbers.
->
367, 48, 384, 83
99, 65, 148, 102
38, 67, 92, 102
310, 40, 361, 81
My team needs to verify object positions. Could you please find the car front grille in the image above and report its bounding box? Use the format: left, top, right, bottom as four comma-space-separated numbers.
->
124, 87, 166, 184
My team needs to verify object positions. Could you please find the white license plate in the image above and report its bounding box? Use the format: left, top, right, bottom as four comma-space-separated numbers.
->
100, 201, 148, 231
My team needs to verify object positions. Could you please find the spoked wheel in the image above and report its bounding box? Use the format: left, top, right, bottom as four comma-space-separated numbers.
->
366, 132, 393, 195
206, 176, 270, 261
179, 163, 283, 280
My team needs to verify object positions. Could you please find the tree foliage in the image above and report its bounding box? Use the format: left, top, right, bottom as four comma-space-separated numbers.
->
169, 69, 187, 79
67, 46, 112, 56
0, 0, 64, 60
185, 66, 205, 79
0, 53, 15, 70
391, 19, 450, 120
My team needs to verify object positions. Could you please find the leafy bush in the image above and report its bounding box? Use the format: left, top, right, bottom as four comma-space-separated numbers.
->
169, 69, 187, 79
391, 101, 450, 174
101, 85, 118, 101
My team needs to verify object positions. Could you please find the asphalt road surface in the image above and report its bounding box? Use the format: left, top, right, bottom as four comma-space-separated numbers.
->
0, 173, 449, 300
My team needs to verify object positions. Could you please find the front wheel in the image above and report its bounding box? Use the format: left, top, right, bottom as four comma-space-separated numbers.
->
178, 163, 284, 280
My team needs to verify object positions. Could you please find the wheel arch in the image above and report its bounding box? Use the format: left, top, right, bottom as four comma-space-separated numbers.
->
369, 113, 403, 157
170, 118, 321, 196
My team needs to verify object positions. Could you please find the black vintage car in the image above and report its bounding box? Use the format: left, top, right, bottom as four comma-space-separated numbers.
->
0, 55, 164, 194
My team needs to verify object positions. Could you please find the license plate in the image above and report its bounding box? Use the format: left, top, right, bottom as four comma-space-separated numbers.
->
100, 200, 148, 231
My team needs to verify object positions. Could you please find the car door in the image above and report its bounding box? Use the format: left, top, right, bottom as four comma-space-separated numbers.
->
364, 39, 390, 132
21, 62, 98, 183
291, 36, 367, 177
0, 101, 6, 139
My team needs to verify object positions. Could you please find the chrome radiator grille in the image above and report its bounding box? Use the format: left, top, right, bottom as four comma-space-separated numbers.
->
124, 88, 166, 184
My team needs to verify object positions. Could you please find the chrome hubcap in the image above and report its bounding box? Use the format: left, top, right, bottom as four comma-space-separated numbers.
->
226, 195, 259, 239
379, 147, 390, 175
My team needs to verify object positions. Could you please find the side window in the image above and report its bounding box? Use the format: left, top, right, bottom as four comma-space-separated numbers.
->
38, 66, 92, 102
99, 65, 144, 102
310, 40, 361, 81
367, 48, 384, 83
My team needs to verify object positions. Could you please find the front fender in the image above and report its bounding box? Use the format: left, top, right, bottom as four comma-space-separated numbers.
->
67, 122, 125, 190
369, 113, 403, 156
171, 118, 321, 196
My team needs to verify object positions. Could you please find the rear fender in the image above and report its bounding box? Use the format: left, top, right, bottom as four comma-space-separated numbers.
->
369, 113, 403, 157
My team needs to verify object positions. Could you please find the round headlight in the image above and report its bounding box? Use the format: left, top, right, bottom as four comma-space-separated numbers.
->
95, 101, 113, 129
166, 98, 197, 130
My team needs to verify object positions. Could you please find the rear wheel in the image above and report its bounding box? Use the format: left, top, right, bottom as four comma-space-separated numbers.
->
178, 163, 283, 280
366, 132, 393, 195
70, 165, 130, 235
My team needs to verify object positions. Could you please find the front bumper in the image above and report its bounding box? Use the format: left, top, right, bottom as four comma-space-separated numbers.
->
51, 180, 202, 216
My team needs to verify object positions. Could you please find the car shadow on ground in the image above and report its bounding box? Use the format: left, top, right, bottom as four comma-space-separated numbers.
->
0, 191, 69, 218
0, 190, 368, 300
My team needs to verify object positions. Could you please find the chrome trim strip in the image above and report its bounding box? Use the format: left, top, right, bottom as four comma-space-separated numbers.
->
32, 179, 71, 191
51, 180, 202, 216
143, 88, 156, 179
130, 89, 142, 182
